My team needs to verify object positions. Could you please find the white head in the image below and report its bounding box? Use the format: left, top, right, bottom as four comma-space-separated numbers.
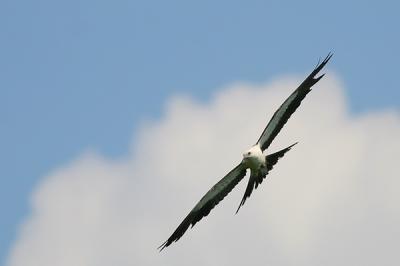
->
242, 144, 264, 169
242, 144, 263, 159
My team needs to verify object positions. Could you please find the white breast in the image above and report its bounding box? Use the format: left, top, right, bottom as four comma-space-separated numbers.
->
242, 144, 265, 170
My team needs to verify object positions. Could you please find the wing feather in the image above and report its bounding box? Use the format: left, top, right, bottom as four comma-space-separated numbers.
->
257, 53, 332, 151
159, 163, 247, 250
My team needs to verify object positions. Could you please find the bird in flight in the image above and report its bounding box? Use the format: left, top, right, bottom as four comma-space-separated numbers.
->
159, 53, 333, 251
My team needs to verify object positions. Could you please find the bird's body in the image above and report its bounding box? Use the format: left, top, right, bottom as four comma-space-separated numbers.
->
242, 144, 265, 171
159, 53, 333, 251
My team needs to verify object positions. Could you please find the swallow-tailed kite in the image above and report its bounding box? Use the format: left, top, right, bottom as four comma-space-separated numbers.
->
159, 53, 332, 250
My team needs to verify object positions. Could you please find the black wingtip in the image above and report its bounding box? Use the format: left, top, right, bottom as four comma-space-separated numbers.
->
307, 52, 333, 87
322, 52, 333, 67
236, 191, 250, 214
235, 201, 244, 214
288, 142, 299, 149
315, 57, 321, 69
314, 53, 333, 72
311, 74, 324, 86
324, 52, 334, 62
158, 241, 168, 252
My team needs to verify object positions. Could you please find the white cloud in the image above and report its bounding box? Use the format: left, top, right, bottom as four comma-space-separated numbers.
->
7, 74, 400, 266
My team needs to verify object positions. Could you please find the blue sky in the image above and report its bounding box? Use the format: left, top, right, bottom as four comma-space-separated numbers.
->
1, 0, 399, 264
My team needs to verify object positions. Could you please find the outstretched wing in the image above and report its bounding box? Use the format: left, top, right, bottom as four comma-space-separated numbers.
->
236, 143, 297, 213
159, 163, 247, 251
257, 53, 332, 151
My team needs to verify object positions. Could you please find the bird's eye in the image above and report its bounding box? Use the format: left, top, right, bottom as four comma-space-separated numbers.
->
247, 152, 251, 155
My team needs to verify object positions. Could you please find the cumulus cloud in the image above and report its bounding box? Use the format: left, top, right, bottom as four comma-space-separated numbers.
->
7, 74, 400, 266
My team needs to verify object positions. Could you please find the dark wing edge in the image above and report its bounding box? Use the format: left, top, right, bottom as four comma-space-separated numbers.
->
236, 142, 298, 213
265, 142, 298, 171
158, 163, 247, 251
236, 171, 258, 214
257, 53, 333, 151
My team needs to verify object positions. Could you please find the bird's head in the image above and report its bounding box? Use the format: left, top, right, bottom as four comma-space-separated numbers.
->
242, 150, 252, 160
242, 145, 261, 160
